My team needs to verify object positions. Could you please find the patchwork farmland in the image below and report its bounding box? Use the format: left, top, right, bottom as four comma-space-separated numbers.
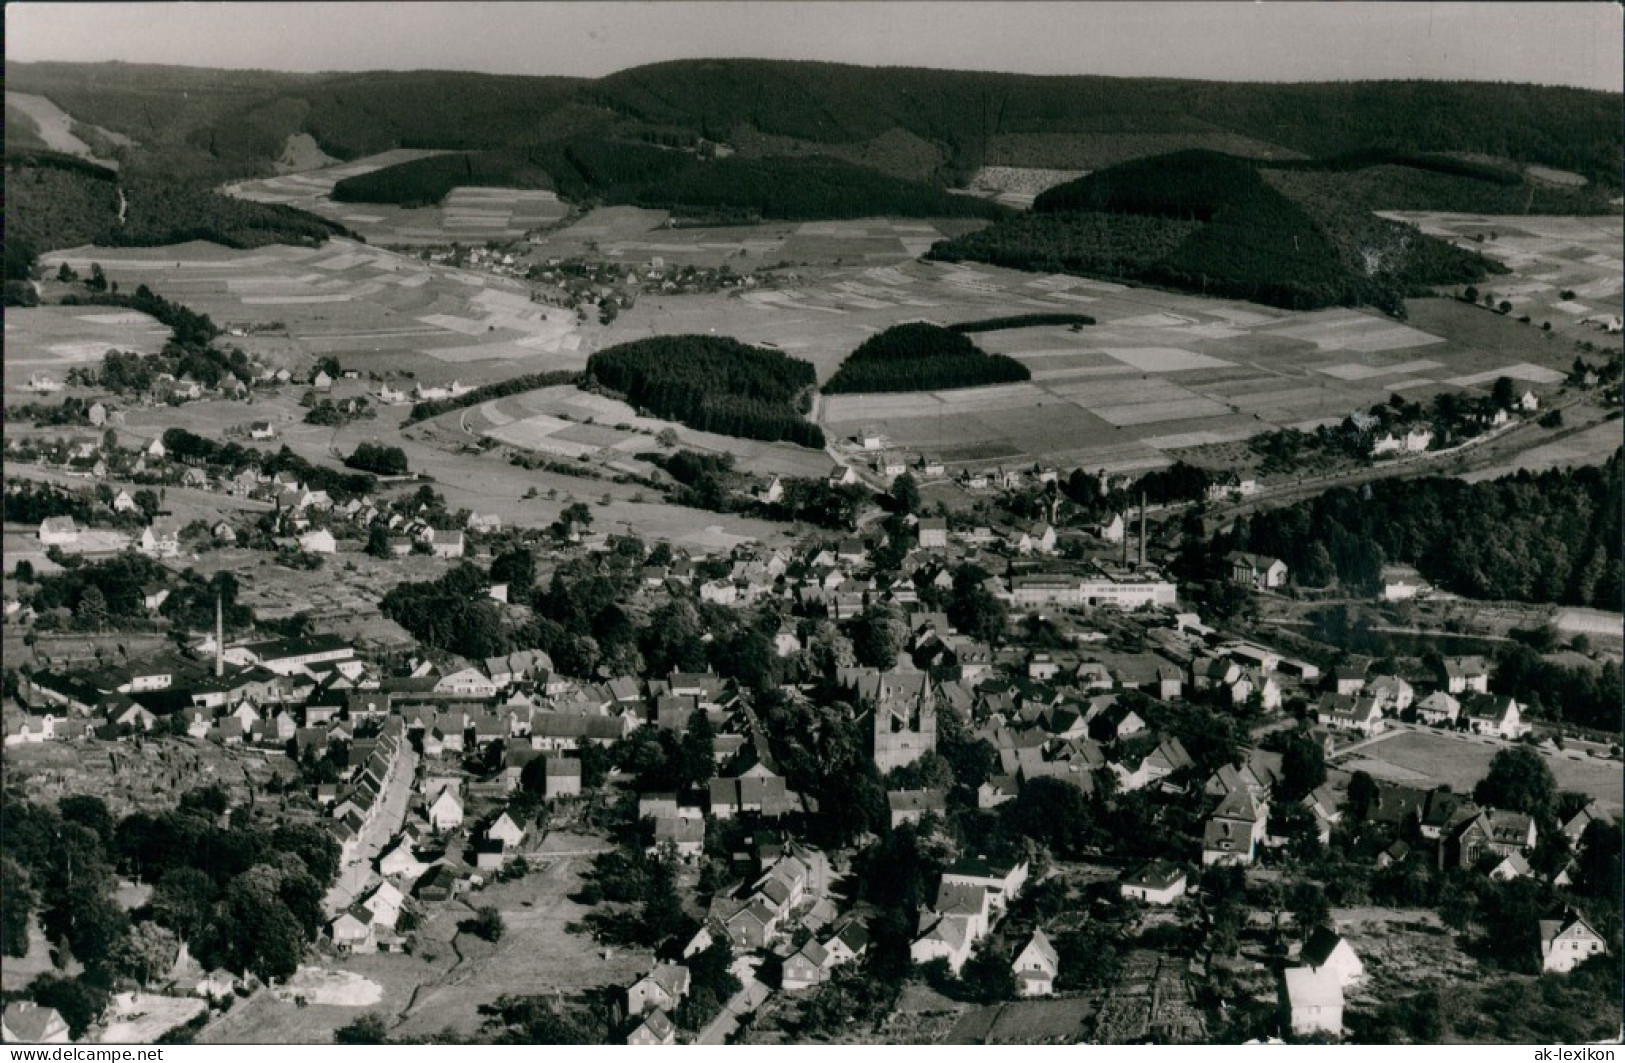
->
224, 151, 571, 245
37, 239, 591, 385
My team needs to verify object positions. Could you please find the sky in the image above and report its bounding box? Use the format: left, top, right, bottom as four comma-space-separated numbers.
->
6, 2, 1621, 92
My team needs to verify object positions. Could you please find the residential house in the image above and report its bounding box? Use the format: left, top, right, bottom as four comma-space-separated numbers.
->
1229, 552, 1289, 590
782, 940, 831, 991
427, 789, 464, 832
1280, 965, 1343, 1038
1202, 788, 1265, 866
1299, 926, 1364, 987
37, 516, 80, 546
626, 1008, 676, 1046
1, 1002, 72, 1044
1415, 691, 1461, 727
626, 964, 691, 1016
1120, 860, 1188, 905
1539, 911, 1607, 974
1012, 929, 1059, 997
1439, 657, 1491, 695
1463, 694, 1526, 739
918, 517, 949, 550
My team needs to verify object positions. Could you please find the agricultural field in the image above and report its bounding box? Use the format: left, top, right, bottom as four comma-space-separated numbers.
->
1385, 212, 1625, 344
4, 305, 170, 381
463, 384, 830, 480
528, 206, 985, 272
36, 239, 591, 385
223, 150, 571, 245
801, 259, 1576, 475
1460, 418, 1624, 482
1336, 728, 1623, 815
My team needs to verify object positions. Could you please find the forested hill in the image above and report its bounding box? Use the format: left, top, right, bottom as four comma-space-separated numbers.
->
4, 150, 351, 282
926, 149, 1502, 312
823, 323, 1032, 394
585, 336, 824, 448
1229, 449, 1624, 610
9, 60, 1620, 190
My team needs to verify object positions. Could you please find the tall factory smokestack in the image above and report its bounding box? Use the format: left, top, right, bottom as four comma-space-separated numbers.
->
215, 588, 224, 678
1139, 492, 1147, 569
1121, 511, 1129, 568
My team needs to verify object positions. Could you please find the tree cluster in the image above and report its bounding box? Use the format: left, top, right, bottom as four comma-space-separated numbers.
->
823, 323, 1030, 395
586, 336, 824, 448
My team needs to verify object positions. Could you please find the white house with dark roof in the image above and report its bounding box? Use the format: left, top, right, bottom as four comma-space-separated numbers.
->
1012, 929, 1058, 997
1539, 911, 1606, 974
1280, 965, 1343, 1037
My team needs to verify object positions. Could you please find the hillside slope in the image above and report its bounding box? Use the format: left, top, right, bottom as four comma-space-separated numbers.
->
9, 59, 1619, 190
927, 150, 1505, 313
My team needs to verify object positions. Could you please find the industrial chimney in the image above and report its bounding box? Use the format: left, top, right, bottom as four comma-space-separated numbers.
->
215, 588, 224, 678
1139, 492, 1147, 569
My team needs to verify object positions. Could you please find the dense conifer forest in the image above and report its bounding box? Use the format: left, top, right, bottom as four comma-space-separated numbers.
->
822, 322, 1032, 394
1233, 450, 1624, 609
4, 151, 348, 280
585, 336, 824, 447
928, 150, 1502, 312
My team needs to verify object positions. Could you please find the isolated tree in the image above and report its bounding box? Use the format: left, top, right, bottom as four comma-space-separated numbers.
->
465, 906, 504, 942
1346, 770, 1379, 824
76, 585, 110, 631
490, 546, 536, 594
366, 524, 392, 559
0, 857, 35, 958
87, 263, 108, 292
1490, 376, 1516, 409
889, 472, 921, 515
334, 1014, 390, 1045
1279, 736, 1327, 803
56, 262, 78, 283
115, 921, 178, 987
1474, 747, 1556, 820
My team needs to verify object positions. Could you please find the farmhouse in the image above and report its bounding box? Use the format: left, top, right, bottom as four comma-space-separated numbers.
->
1280, 965, 1343, 1038
1, 1002, 71, 1044
37, 516, 80, 546
1539, 911, 1607, 974
1299, 926, 1364, 987
1012, 929, 1059, 997
1120, 860, 1188, 905
1228, 552, 1288, 590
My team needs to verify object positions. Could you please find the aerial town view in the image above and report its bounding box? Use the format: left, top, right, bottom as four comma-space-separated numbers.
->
1, 1, 1620, 1050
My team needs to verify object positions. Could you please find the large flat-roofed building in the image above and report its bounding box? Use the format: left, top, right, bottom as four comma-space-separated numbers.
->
1011, 565, 1176, 610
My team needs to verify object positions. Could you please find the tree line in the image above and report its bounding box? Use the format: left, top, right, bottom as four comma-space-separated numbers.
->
1231, 450, 1623, 608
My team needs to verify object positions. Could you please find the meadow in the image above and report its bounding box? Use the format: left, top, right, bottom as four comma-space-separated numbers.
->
1339, 729, 1623, 815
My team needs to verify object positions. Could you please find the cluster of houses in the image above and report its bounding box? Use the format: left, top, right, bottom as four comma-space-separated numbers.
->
1314, 656, 1527, 741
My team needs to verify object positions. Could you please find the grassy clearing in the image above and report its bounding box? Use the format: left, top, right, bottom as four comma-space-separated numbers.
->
1345, 729, 1622, 814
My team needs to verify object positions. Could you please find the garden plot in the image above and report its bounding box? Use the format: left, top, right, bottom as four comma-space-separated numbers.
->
97, 994, 208, 1044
